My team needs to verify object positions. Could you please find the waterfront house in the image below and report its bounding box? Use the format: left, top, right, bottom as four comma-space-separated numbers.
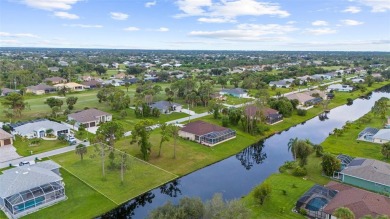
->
244, 105, 283, 124
179, 121, 236, 146
0, 161, 66, 218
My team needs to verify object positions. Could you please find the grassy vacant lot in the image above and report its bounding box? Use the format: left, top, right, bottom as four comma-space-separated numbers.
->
115, 124, 259, 176
13, 136, 68, 157
50, 149, 177, 204
321, 112, 390, 162
26, 169, 116, 219
243, 173, 314, 219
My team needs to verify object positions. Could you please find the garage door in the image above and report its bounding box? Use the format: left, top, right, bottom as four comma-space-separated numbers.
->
4, 139, 11, 145
90, 122, 96, 127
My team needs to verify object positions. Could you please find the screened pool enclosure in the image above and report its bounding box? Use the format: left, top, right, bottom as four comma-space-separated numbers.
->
4, 181, 65, 216
200, 129, 236, 146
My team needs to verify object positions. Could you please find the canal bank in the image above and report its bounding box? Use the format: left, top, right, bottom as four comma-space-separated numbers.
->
100, 85, 390, 219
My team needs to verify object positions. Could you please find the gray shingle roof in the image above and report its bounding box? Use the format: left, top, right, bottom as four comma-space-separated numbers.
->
12, 119, 68, 136
149, 101, 181, 110
68, 108, 111, 123
0, 161, 62, 198
341, 158, 390, 186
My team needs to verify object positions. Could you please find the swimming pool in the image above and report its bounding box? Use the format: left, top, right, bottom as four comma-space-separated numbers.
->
306, 197, 328, 211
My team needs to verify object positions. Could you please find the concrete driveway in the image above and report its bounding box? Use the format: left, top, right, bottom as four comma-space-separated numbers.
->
86, 126, 98, 134
0, 145, 22, 163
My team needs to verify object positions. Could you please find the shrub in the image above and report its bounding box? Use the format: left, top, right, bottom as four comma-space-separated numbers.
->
292, 166, 307, 177
282, 190, 287, 196
283, 161, 295, 169
253, 183, 272, 205
221, 115, 229, 127
299, 208, 307, 216
297, 109, 307, 116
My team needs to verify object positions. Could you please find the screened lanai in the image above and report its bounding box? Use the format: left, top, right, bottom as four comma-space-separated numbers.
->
200, 129, 236, 146
0, 161, 66, 218
4, 181, 65, 216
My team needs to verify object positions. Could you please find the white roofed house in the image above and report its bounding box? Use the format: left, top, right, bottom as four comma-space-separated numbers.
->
327, 84, 353, 92
149, 101, 182, 114
0, 161, 66, 218
269, 80, 290, 88
53, 82, 86, 91
68, 108, 112, 128
10, 119, 70, 139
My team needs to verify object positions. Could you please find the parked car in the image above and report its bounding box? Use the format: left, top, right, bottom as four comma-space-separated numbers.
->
68, 137, 77, 145
19, 161, 30, 166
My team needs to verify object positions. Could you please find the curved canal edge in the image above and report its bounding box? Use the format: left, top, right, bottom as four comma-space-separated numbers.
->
99, 84, 390, 219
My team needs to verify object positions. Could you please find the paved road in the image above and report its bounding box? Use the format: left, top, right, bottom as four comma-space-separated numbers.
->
0, 141, 90, 169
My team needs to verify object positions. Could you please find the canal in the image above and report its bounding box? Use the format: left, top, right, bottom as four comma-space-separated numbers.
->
101, 85, 390, 219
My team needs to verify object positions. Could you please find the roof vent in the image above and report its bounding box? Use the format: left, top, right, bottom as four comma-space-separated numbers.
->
23, 172, 28, 174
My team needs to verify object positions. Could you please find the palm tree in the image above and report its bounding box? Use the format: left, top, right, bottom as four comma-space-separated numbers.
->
333, 207, 355, 219
75, 144, 87, 161
287, 137, 298, 160
169, 125, 180, 159
381, 143, 390, 159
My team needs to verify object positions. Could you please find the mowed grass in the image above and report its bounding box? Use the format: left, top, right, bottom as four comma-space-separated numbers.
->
25, 169, 116, 219
242, 173, 314, 219
116, 125, 258, 176
224, 96, 253, 105
321, 112, 390, 162
13, 136, 68, 156
50, 149, 177, 204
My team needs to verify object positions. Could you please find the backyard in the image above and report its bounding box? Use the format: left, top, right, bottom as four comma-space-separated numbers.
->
50, 147, 177, 204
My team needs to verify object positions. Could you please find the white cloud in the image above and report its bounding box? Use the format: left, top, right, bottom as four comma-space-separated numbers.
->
342, 6, 361, 13
175, 0, 212, 17
311, 20, 329, 26
123, 27, 140, 31
305, 28, 337, 35
287, 21, 297, 24
189, 23, 297, 41
157, 27, 169, 32
54, 11, 79, 19
358, 0, 390, 12
110, 12, 128, 20
340, 19, 364, 26
197, 17, 236, 23
63, 24, 103, 28
145, 1, 157, 7
17, 0, 81, 11
175, 0, 289, 22
0, 32, 39, 38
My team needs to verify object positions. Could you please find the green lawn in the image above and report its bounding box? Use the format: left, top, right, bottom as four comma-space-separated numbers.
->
50, 149, 177, 204
0, 211, 6, 219
321, 112, 390, 162
242, 173, 314, 219
242, 154, 330, 218
224, 96, 253, 105
25, 168, 117, 219
13, 136, 68, 157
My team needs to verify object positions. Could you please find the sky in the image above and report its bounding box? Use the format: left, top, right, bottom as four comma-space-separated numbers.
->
0, 0, 389, 51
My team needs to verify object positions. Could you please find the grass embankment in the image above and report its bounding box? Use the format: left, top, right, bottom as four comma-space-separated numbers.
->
25, 169, 117, 219
50, 150, 177, 205
13, 136, 68, 157
243, 154, 330, 218
321, 113, 390, 162
8, 82, 389, 218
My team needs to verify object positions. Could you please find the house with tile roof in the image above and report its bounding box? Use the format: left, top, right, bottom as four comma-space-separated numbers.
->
26, 84, 56, 95
244, 105, 283, 125
324, 181, 390, 219
10, 119, 70, 139
68, 108, 112, 128
179, 121, 236, 146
